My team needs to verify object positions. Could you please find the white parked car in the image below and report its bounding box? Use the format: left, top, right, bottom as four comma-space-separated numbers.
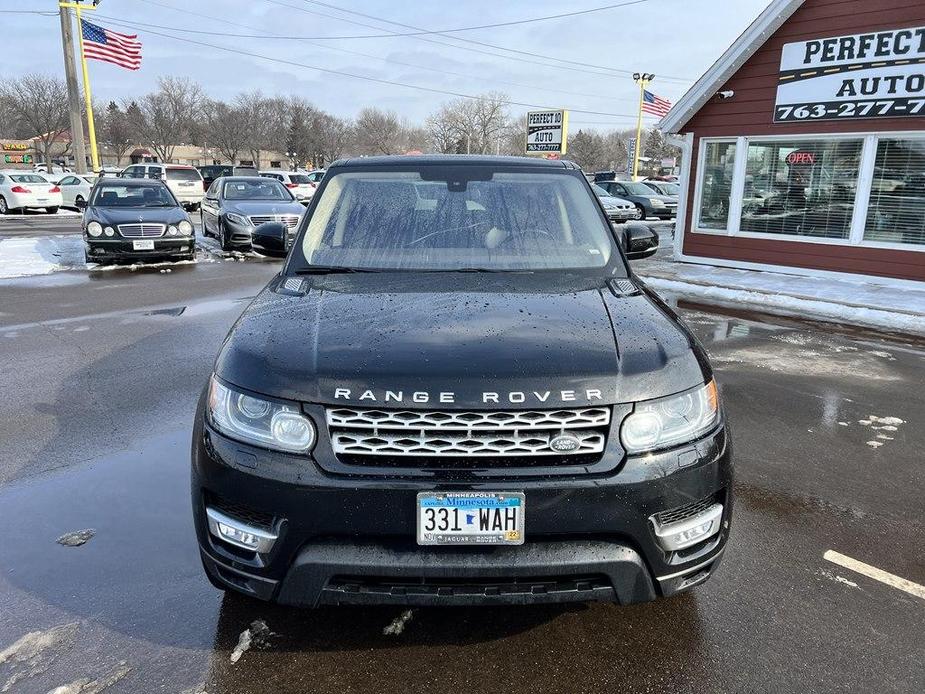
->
0, 170, 64, 214
120, 163, 205, 210
258, 170, 315, 204
56, 174, 98, 209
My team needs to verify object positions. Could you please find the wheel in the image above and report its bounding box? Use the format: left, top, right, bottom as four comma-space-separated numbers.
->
220, 222, 234, 252
634, 204, 645, 220
46, 206, 59, 214
0, 196, 8, 215
200, 212, 209, 237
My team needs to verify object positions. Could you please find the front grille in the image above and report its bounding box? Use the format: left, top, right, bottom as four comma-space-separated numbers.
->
326, 407, 610, 458
118, 223, 165, 238
249, 214, 301, 229
325, 574, 612, 599
654, 496, 716, 526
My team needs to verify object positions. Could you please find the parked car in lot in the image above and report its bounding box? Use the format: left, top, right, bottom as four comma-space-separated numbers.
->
0, 171, 63, 214
596, 179, 677, 220
192, 155, 730, 609
200, 176, 304, 251
56, 173, 98, 209
641, 180, 681, 197
78, 178, 195, 264
120, 163, 205, 211
258, 170, 316, 204
592, 183, 639, 223
198, 165, 259, 190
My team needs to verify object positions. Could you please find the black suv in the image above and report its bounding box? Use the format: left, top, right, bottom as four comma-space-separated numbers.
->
192, 155, 732, 607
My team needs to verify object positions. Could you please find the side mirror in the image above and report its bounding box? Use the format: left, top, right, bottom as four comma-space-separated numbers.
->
622, 222, 658, 260
251, 222, 289, 258
75, 198, 87, 209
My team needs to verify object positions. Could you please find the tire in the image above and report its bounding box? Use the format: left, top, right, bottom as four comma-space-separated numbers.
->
200, 212, 209, 237
634, 204, 645, 220
220, 222, 234, 252
46, 206, 59, 214
0, 196, 7, 215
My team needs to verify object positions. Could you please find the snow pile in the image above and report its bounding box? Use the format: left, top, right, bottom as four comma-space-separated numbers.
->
0, 237, 84, 279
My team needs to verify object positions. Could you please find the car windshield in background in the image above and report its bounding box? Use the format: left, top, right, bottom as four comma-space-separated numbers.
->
288, 174, 310, 184
91, 184, 175, 207
10, 174, 48, 183
660, 183, 680, 194
621, 181, 660, 196
298, 170, 616, 272
166, 168, 201, 181
223, 180, 292, 200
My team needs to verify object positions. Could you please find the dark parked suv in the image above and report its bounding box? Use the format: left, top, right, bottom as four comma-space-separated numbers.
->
192, 155, 732, 607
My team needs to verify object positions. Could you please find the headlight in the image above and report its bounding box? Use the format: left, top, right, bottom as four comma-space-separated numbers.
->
103, 226, 115, 237
207, 376, 315, 453
226, 213, 250, 226
178, 220, 193, 235
86, 221, 103, 237
650, 198, 666, 206
620, 380, 718, 454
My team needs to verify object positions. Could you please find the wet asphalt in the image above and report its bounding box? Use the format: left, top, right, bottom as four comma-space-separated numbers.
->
0, 251, 923, 693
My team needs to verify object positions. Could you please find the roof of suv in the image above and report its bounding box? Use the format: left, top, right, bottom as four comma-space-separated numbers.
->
330, 154, 580, 169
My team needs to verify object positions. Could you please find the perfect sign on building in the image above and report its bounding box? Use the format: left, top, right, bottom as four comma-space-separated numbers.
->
525, 110, 568, 155
775, 25, 925, 122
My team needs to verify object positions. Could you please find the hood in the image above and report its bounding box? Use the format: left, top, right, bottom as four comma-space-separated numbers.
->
224, 200, 305, 216
88, 205, 189, 226
600, 195, 633, 207
215, 274, 710, 409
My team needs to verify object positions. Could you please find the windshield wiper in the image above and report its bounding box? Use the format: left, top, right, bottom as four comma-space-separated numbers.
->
294, 266, 382, 274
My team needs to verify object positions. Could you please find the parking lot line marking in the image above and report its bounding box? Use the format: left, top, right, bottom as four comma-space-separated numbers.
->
824, 550, 925, 601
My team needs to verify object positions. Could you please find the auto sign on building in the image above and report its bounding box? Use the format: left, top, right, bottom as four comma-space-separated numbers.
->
660, 0, 925, 284
525, 110, 568, 155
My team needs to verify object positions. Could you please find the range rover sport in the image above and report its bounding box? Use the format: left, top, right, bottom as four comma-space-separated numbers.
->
192, 155, 732, 607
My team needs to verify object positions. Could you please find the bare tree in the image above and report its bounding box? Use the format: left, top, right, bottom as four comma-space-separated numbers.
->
204, 99, 250, 165
426, 93, 510, 155
99, 101, 135, 166
311, 112, 351, 167
0, 73, 70, 167
236, 91, 287, 166
133, 76, 203, 162
426, 109, 459, 154
353, 107, 403, 155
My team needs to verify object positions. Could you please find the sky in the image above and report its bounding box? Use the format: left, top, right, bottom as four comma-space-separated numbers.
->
1, 0, 771, 130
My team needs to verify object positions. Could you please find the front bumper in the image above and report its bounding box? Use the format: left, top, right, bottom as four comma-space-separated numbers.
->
192, 402, 733, 607
85, 236, 195, 260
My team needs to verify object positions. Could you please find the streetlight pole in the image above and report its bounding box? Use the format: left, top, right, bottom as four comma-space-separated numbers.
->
632, 72, 654, 182
59, 5, 88, 173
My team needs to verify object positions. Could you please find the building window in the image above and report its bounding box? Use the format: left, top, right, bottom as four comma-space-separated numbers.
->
739, 139, 862, 240
864, 138, 925, 247
269, 161, 282, 168
239, 159, 254, 167
697, 141, 736, 229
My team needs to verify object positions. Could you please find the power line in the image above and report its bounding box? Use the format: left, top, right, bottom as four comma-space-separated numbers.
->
302, 0, 694, 83
96, 15, 645, 118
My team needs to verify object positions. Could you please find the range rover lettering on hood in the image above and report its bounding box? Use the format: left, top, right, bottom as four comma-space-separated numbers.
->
334, 388, 604, 405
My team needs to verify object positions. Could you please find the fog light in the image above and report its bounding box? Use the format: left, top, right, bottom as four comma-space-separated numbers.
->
651, 503, 723, 552
167, 225, 178, 236
205, 507, 277, 553
104, 226, 115, 236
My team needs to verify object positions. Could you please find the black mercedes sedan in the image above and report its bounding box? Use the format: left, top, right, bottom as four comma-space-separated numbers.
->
192, 155, 732, 609
78, 178, 195, 264
200, 176, 304, 251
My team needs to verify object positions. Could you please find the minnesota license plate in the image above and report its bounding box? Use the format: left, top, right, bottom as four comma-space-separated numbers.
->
416, 492, 525, 545
132, 240, 155, 250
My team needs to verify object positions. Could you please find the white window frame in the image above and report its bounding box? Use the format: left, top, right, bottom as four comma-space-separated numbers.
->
690, 130, 925, 252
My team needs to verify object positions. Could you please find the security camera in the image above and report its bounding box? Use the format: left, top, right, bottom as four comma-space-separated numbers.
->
717, 90, 735, 100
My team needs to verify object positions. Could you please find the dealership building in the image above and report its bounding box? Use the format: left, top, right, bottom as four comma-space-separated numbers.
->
661, 0, 925, 284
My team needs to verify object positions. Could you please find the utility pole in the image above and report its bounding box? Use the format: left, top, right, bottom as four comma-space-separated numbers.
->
59, 5, 88, 174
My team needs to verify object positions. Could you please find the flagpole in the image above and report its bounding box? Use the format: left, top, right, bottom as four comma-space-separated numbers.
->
631, 73, 652, 182
60, 2, 100, 173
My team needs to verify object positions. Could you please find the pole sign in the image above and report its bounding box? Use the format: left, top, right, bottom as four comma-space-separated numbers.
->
626, 138, 636, 173
775, 25, 925, 122
525, 110, 568, 155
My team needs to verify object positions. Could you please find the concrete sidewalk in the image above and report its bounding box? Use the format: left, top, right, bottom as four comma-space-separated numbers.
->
635, 255, 925, 337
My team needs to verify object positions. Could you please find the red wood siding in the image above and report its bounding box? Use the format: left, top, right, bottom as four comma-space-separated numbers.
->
679, 0, 925, 282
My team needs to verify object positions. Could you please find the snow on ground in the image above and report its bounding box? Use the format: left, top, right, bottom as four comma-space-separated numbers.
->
0, 236, 86, 278
0, 209, 81, 220
638, 258, 925, 337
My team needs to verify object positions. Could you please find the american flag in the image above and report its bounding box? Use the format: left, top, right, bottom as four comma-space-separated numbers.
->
81, 20, 142, 71
641, 89, 672, 118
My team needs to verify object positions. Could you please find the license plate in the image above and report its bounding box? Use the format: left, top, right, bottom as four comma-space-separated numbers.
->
132, 240, 155, 250
37, 198, 49, 202
417, 492, 525, 545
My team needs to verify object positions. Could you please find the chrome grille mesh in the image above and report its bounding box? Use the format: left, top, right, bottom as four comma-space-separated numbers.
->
326, 407, 610, 458
249, 214, 301, 229
118, 223, 166, 238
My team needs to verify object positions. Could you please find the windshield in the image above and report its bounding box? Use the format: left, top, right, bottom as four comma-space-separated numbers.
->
621, 181, 659, 196
288, 174, 310, 184
166, 168, 201, 182
660, 182, 680, 194
592, 184, 613, 198
91, 184, 176, 207
223, 179, 292, 200
296, 169, 618, 272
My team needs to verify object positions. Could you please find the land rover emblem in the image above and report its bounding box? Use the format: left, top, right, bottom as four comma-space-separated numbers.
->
549, 434, 581, 453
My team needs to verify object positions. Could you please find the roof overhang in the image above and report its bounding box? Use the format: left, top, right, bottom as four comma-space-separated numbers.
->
658, 0, 805, 134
